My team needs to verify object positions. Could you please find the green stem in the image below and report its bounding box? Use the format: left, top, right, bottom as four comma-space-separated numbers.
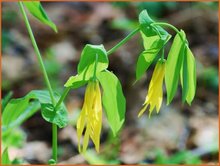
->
18, 2, 55, 105
18, 2, 58, 162
52, 124, 57, 162
93, 54, 98, 79
151, 22, 180, 34
55, 87, 70, 109
151, 22, 186, 42
107, 27, 140, 55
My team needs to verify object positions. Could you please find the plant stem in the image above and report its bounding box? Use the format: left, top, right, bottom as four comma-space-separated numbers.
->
151, 22, 186, 42
55, 87, 70, 109
18, 2, 58, 162
151, 22, 180, 34
93, 54, 98, 79
52, 124, 57, 161
107, 27, 140, 55
18, 2, 55, 105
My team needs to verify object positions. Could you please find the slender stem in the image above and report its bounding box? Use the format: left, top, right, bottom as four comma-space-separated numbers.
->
93, 54, 98, 79
52, 124, 57, 161
151, 22, 186, 42
18, 2, 58, 163
55, 87, 70, 109
151, 22, 180, 34
152, 25, 162, 38
18, 2, 56, 105
107, 27, 140, 55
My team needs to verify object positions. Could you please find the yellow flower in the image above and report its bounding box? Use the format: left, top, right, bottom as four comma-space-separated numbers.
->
77, 80, 102, 153
138, 60, 165, 118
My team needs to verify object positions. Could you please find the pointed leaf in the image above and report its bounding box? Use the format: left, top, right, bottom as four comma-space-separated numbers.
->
181, 46, 196, 104
181, 48, 188, 102
165, 30, 186, 104
97, 70, 126, 136
77, 44, 108, 75
65, 44, 108, 88
138, 10, 171, 40
185, 47, 196, 104
136, 48, 160, 81
23, 1, 57, 32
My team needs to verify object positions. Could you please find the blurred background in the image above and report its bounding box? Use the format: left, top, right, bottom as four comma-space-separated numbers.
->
1, 1, 219, 164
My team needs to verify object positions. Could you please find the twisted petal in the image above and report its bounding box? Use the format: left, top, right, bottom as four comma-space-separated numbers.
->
138, 61, 165, 117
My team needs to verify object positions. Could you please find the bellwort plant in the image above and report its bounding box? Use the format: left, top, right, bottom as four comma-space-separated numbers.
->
1, 1, 196, 164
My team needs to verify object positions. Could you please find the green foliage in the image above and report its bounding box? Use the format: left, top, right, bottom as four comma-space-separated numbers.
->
65, 44, 126, 136
154, 150, 202, 164
165, 30, 186, 104
64, 73, 87, 89
65, 44, 108, 88
12, 158, 25, 165
1, 148, 11, 165
97, 70, 126, 136
139, 10, 170, 40
181, 46, 196, 104
41, 103, 68, 128
23, 1, 57, 32
83, 150, 120, 164
2, 128, 26, 148
4, 5, 198, 160
2, 99, 40, 133
77, 44, 108, 80
2, 90, 68, 131
136, 10, 171, 81
136, 47, 160, 81
1, 91, 13, 112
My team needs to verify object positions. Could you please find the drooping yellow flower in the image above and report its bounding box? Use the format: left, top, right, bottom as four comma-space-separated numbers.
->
138, 60, 165, 118
77, 80, 102, 153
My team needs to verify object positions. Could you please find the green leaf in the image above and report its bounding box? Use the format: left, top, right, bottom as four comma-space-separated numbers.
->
136, 10, 171, 81
1, 91, 13, 112
138, 10, 171, 41
65, 44, 109, 88
64, 73, 87, 89
136, 48, 160, 81
2, 148, 11, 164
23, 1, 57, 32
97, 70, 126, 136
2, 128, 26, 148
140, 31, 171, 51
181, 46, 196, 104
78, 44, 108, 77
2, 100, 40, 133
165, 30, 186, 104
41, 103, 68, 128
2, 90, 68, 131
135, 31, 170, 81
181, 48, 188, 102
